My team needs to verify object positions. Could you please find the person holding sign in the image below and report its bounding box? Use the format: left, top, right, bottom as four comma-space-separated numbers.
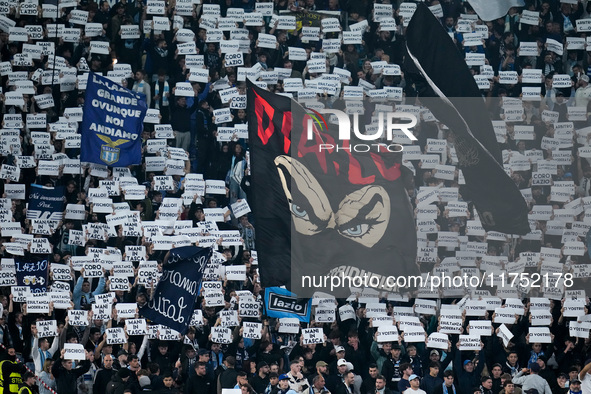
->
73, 272, 106, 310
30, 325, 60, 375
170, 87, 202, 152
454, 341, 486, 394
51, 348, 92, 394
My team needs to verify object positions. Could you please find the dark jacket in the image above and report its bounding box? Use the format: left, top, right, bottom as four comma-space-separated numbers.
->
454, 350, 485, 394
218, 367, 238, 390
0, 360, 26, 394
17, 384, 35, 394
170, 95, 200, 133
140, 385, 160, 394
159, 387, 181, 394
381, 357, 402, 391
94, 367, 116, 394
51, 358, 91, 394
433, 383, 458, 394
106, 374, 131, 394
251, 374, 270, 394
421, 375, 444, 394
334, 381, 353, 394
360, 376, 376, 394
186, 373, 214, 394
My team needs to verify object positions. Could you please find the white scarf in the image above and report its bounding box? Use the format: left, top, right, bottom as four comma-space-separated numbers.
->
154, 81, 169, 108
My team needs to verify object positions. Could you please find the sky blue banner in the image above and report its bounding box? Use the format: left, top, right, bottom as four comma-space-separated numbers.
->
80, 72, 147, 167
264, 287, 311, 323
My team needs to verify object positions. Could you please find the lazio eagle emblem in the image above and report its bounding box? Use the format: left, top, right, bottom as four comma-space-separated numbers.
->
97, 135, 128, 165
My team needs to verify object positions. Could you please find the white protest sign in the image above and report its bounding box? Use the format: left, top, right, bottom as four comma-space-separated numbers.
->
106, 327, 126, 344
210, 327, 232, 344
36, 320, 58, 338
459, 335, 481, 351
302, 328, 324, 344
64, 344, 86, 360
427, 332, 449, 349
242, 322, 262, 339
529, 327, 551, 343
278, 318, 300, 334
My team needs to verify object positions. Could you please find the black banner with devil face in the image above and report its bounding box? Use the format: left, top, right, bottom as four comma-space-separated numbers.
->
247, 84, 419, 297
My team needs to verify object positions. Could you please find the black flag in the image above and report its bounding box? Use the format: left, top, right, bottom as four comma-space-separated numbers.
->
246, 86, 293, 289
140, 246, 211, 334
405, 3, 530, 235
247, 83, 419, 296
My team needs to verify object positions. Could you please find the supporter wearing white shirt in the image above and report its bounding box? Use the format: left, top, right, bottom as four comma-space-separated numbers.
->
574, 75, 591, 108
132, 70, 151, 108
403, 375, 426, 394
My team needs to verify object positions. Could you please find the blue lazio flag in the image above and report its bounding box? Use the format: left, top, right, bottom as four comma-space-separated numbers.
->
80, 72, 147, 167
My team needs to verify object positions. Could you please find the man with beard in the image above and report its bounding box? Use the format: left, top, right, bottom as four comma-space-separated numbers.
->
148, 35, 175, 78
308, 361, 329, 388
567, 379, 582, 394
204, 43, 221, 69
251, 362, 270, 394
132, 70, 151, 108
374, 375, 393, 394
335, 371, 354, 394
186, 362, 213, 394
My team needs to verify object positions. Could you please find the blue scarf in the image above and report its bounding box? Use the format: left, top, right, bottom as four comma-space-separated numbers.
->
442, 383, 456, 394
528, 350, 544, 367
506, 361, 519, 376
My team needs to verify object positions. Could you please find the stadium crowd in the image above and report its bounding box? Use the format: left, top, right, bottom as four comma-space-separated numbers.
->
2, 0, 591, 394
